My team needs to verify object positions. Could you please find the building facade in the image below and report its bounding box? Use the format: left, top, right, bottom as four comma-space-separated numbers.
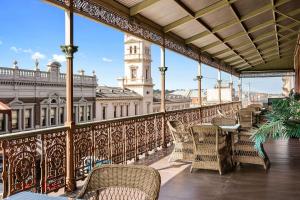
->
95, 34, 190, 120
95, 86, 142, 120
282, 76, 295, 96
206, 82, 236, 104
0, 61, 97, 133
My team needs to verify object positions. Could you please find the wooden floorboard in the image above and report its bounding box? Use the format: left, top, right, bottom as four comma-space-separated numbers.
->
159, 139, 300, 200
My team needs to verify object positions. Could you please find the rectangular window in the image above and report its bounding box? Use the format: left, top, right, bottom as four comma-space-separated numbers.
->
135, 104, 138, 115
60, 107, 64, 124
126, 105, 129, 116
146, 69, 148, 80
79, 106, 84, 122
41, 108, 47, 127
147, 103, 150, 114
120, 105, 123, 117
0, 113, 5, 132
114, 106, 117, 118
50, 107, 56, 126
87, 105, 91, 121
12, 110, 19, 130
131, 68, 137, 79
102, 106, 106, 120
24, 109, 32, 129
73, 106, 76, 123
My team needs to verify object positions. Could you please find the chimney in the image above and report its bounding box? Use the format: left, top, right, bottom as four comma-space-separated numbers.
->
117, 77, 125, 89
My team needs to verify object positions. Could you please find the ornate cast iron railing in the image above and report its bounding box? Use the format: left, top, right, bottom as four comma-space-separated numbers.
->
0, 101, 241, 197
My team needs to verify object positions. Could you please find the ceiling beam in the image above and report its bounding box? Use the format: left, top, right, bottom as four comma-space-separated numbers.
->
228, 2, 265, 63
271, 0, 280, 58
275, 9, 300, 24
130, 0, 160, 16
164, 0, 236, 33
173, 0, 253, 68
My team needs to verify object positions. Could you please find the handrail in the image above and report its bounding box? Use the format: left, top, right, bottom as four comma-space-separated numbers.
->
0, 101, 241, 197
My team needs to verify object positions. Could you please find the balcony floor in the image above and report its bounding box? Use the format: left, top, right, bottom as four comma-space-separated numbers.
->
154, 139, 300, 200
48, 139, 300, 200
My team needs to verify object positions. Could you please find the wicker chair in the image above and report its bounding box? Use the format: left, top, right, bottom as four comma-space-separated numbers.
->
190, 125, 229, 175
217, 109, 238, 121
238, 109, 255, 129
167, 120, 194, 162
77, 165, 161, 200
233, 130, 270, 170
248, 104, 262, 111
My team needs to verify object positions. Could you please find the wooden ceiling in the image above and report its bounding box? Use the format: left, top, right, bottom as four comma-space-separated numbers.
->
44, 0, 300, 75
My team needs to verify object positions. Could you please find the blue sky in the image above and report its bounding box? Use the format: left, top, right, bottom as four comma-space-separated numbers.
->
0, 0, 283, 93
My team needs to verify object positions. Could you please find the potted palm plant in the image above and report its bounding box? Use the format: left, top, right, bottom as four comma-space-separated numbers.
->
252, 90, 300, 154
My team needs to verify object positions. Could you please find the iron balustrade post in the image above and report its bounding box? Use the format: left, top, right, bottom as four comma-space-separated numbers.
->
61, 1, 77, 192
1, 141, 8, 198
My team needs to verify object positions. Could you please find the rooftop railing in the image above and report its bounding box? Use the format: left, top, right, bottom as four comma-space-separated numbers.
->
0, 101, 241, 197
0, 67, 97, 86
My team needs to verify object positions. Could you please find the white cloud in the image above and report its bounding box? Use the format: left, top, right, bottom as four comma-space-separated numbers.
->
102, 57, 113, 63
23, 48, 33, 54
10, 46, 21, 53
52, 54, 66, 62
31, 52, 46, 60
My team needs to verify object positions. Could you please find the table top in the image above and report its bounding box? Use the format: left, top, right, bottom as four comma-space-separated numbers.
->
219, 124, 240, 132
4, 192, 77, 200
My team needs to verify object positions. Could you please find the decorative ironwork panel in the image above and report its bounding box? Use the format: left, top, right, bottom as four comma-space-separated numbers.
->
124, 119, 136, 162
42, 129, 67, 193
136, 117, 147, 156
145, 116, 156, 152
110, 121, 125, 164
94, 123, 110, 165
155, 114, 163, 148
4, 136, 38, 196
74, 125, 93, 180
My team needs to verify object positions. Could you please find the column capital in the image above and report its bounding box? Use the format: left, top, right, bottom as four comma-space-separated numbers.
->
196, 75, 203, 80
159, 66, 168, 73
217, 79, 222, 84
61, 45, 78, 58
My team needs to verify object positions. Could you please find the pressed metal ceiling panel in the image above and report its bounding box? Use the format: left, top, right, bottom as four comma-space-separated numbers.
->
233, 0, 270, 16
180, 0, 220, 13
217, 23, 244, 39
207, 45, 229, 54
243, 11, 273, 30
171, 20, 206, 39
115, 0, 143, 7
139, 0, 187, 26
201, 6, 236, 29
193, 35, 219, 47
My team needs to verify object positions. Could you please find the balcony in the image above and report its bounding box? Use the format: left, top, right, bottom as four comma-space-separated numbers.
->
0, 102, 241, 198
1, 0, 300, 199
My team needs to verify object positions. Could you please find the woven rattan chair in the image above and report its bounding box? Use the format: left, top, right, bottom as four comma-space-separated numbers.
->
77, 165, 161, 200
238, 109, 255, 129
217, 109, 238, 121
247, 104, 262, 111
167, 120, 194, 162
190, 125, 229, 175
233, 130, 270, 170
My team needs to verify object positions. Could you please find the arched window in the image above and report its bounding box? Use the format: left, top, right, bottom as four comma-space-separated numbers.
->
134, 46, 137, 54
129, 46, 132, 54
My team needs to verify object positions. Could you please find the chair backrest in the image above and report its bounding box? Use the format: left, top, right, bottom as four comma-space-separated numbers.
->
77, 165, 161, 200
217, 109, 226, 117
190, 125, 226, 152
238, 109, 254, 128
248, 103, 262, 111
167, 120, 185, 142
212, 116, 236, 126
